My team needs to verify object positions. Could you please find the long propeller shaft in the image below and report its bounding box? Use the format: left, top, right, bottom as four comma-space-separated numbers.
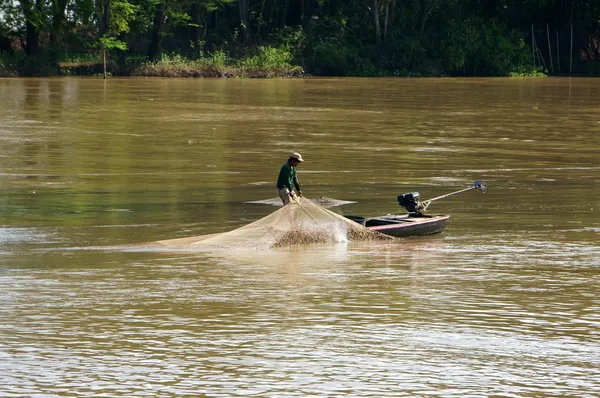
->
420, 180, 486, 212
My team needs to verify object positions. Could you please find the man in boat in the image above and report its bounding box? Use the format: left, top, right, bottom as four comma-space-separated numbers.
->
277, 152, 303, 205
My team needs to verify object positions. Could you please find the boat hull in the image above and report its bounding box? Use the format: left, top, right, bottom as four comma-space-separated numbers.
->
346, 215, 449, 238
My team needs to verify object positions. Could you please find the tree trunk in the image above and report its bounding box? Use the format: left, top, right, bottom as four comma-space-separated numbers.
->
49, 0, 68, 64
22, 0, 41, 55
268, 0, 277, 32
383, 0, 390, 40
190, 2, 204, 57
25, 20, 40, 56
419, 1, 433, 38
257, 0, 267, 36
148, 2, 167, 59
373, 0, 382, 45
50, 0, 67, 47
201, 14, 208, 41
96, 0, 110, 37
238, 0, 251, 43
389, 0, 397, 26
280, 0, 290, 28
569, 0, 576, 26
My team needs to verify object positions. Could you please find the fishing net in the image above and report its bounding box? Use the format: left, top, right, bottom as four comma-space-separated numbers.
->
245, 196, 357, 208
156, 196, 392, 250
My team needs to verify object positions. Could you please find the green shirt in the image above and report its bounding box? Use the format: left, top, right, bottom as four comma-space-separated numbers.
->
277, 161, 301, 191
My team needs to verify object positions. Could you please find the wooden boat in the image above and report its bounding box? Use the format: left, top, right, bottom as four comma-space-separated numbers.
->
345, 214, 450, 237
344, 180, 485, 238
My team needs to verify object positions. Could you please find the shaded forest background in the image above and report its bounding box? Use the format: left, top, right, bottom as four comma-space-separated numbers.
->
2, 0, 600, 77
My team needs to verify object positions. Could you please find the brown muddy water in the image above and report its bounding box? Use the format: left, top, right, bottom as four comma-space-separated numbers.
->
1, 77, 599, 397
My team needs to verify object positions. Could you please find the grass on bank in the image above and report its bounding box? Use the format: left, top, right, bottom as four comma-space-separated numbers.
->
133, 47, 304, 78
0, 46, 304, 77
1, 44, 552, 78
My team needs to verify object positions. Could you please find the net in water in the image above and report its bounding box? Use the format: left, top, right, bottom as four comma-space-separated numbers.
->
245, 196, 357, 208
156, 196, 392, 250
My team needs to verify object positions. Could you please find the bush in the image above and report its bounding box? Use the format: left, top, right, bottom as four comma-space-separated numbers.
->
442, 18, 539, 76
60, 52, 103, 65
273, 25, 307, 63
238, 46, 293, 69
308, 40, 353, 75
583, 60, 600, 76
133, 48, 302, 78
58, 52, 105, 75
210, 50, 228, 70
509, 65, 546, 77
0, 51, 24, 76
19, 52, 59, 76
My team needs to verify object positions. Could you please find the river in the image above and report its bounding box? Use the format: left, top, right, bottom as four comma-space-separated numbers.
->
1, 77, 599, 397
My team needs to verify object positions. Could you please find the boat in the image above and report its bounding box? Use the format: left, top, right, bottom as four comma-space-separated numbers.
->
344, 180, 486, 238
345, 214, 450, 237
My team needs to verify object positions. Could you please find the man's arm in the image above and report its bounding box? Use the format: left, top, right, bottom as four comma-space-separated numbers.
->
293, 173, 302, 195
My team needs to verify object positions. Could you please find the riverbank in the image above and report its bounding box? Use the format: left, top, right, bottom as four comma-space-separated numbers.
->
0, 47, 305, 78
131, 52, 305, 78
0, 43, 552, 79
0, 53, 552, 78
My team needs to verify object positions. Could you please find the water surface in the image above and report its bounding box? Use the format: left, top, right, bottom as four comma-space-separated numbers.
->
1, 77, 599, 397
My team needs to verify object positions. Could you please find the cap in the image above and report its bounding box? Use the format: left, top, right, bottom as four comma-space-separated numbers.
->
290, 152, 304, 162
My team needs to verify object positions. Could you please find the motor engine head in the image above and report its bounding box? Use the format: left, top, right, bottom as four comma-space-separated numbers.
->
397, 192, 421, 214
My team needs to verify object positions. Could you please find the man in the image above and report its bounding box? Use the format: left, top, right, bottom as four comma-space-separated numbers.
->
277, 152, 303, 205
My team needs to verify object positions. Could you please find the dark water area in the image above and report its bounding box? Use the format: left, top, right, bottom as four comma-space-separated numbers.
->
1, 77, 599, 397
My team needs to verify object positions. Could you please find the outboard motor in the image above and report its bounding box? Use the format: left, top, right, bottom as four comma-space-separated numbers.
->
397, 192, 422, 214
396, 180, 485, 216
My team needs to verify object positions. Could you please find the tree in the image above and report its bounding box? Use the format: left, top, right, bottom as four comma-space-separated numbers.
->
49, 0, 68, 62
0, 1, 20, 52
189, 0, 234, 57
21, 0, 45, 55
373, 0, 381, 44
147, 0, 191, 59
238, 0, 250, 43
97, 0, 137, 77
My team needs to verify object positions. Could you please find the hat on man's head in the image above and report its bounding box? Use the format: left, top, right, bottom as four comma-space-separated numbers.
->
290, 152, 304, 162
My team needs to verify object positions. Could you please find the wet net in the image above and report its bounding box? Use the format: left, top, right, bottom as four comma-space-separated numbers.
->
245, 196, 357, 208
156, 196, 392, 250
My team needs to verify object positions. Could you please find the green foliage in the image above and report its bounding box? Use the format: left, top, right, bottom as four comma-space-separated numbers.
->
97, 0, 137, 53
0, 50, 25, 76
98, 36, 127, 51
134, 49, 302, 78
583, 61, 600, 76
0, 49, 25, 64
2, 0, 598, 77
199, 0, 235, 13
309, 40, 352, 76
159, 52, 189, 65
509, 65, 546, 77
60, 52, 103, 65
92, 0, 138, 76
273, 26, 306, 57
441, 17, 538, 76
238, 46, 292, 69
18, 52, 60, 75
210, 50, 228, 69
109, 0, 138, 34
